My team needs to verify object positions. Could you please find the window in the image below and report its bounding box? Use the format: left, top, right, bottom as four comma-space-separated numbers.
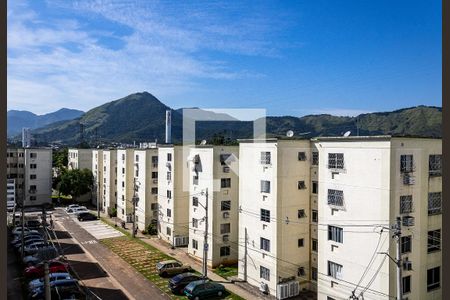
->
30, 153, 37, 158
30, 164, 37, 169
298, 152, 306, 161
297, 267, 305, 276
328, 226, 343, 243
152, 172, 158, 179
260, 152, 271, 165
220, 154, 231, 165
428, 230, 441, 253
167, 172, 172, 181
167, 209, 172, 218
151, 203, 158, 210
401, 236, 412, 254
152, 156, 158, 163
312, 181, 318, 194
327, 261, 343, 279
311, 267, 318, 281
192, 218, 198, 228
327, 189, 344, 207
298, 181, 306, 189
260, 209, 270, 222
166, 227, 171, 236
220, 223, 230, 234
312, 152, 319, 165
328, 153, 344, 169
260, 237, 270, 251
30, 196, 36, 201
260, 266, 270, 281
428, 192, 442, 215
167, 153, 172, 161
312, 210, 318, 223
167, 190, 172, 199
221, 178, 231, 188
400, 155, 414, 173
29, 185, 37, 191
427, 267, 440, 291
192, 197, 199, 207
122, 154, 125, 160
30, 174, 36, 180
429, 155, 441, 176
400, 195, 413, 214
298, 209, 306, 218
220, 246, 230, 256
122, 182, 125, 188
298, 238, 304, 247
122, 168, 125, 174
260, 180, 271, 193
135, 170, 139, 177
151, 187, 158, 195
402, 276, 411, 294
192, 239, 198, 250
312, 239, 318, 252
221, 200, 231, 211
135, 155, 139, 162
193, 174, 199, 185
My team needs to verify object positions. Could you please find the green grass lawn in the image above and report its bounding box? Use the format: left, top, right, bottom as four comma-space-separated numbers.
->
99, 219, 244, 300
213, 265, 238, 279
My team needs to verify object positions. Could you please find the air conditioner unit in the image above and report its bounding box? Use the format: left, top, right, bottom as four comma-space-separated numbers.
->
403, 174, 415, 185
403, 260, 413, 271
153, 179, 158, 184
259, 282, 268, 294
223, 212, 230, 219
223, 235, 229, 242
223, 166, 230, 173
276, 281, 299, 300
402, 216, 415, 227
166, 162, 171, 169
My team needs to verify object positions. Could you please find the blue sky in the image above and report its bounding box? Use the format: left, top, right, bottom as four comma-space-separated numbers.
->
7, 0, 441, 116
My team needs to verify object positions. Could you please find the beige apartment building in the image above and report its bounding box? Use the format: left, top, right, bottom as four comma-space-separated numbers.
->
92, 150, 103, 208
102, 150, 117, 216
133, 149, 159, 230
157, 145, 190, 246
7, 148, 52, 207
238, 139, 312, 298
315, 136, 442, 300
187, 146, 239, 268
68, 148, 93, 170
117, 149, 135, 222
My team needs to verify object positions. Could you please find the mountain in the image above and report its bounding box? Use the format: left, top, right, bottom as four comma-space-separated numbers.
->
22, 92, 441, 146
7, 108, 84, 136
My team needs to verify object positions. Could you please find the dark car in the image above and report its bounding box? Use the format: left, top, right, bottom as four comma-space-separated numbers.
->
77, 212, 98, 221
169, 273, 203, 294
29, 279, 78, 299
26, 220, 41, 229
184, 280, 225, 300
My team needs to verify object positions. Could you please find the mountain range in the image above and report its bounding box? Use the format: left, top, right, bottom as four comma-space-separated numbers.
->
9, 92, 441, 146
7, 108, 84, 136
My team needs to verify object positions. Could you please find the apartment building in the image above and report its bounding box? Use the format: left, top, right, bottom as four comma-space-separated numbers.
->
117, 149, 135, 222
92, 150, 103, 208
102, 150, 117, 216
133, 149, 159, 230
187, 146, 239, 268
6, 148, 52, 207
7, 179, 16, 211
238, 139, 312, 298
315, 136, 442, 300
68, 148, 93, 170
158, 146, 190, 246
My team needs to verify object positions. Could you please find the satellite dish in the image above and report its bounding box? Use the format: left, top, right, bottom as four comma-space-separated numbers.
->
343, 131, 351, 137
286, 130, 294, 137
200, 140, 207, 145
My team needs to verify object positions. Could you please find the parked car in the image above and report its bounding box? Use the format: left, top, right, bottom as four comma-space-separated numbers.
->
77, 212, 97, 221
67, 207, 89, 215
12, 227, 39, 236
24, 261, 69, 279
13, 237, 44, 250
21, 243, 55, 256
184, 280, 225, 300
23, 249, 60, 266
11, 232, 43, 245
28, 272, 72, 291
30, 285, 83, 300
156, 260, 191, 277
66, 204, 80, 211
29, 279, 78, 299
169, 273, 203, 294
25, 220, 41, 229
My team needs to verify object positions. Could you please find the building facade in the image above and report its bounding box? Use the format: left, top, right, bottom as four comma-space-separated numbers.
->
238, 139, 312, 298
68, 149, 93, 170
7, 179, 16, 211
92, 150, 103, 208
116, 149, 135, 222
187, 146, 239, 268
102, 150, 117, 216
6, 148, 52, 207
315, 137, 442, 300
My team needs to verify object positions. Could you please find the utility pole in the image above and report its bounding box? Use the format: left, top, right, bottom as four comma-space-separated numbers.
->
244, 227, 248, 281
202, 188, 209, 279
394, 217, 402, 300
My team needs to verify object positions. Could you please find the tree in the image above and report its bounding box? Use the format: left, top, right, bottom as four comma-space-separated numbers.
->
53, 148, 68, 169
57, 168, 94, 201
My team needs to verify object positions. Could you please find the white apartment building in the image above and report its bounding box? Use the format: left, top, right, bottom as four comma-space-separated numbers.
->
117, 149, 135, 222
238, 139, 313, 298
68, 148, 93, 170
102, 150, 117, 216
315, 136, 442, 300
158, 146, 190, 246
7, 179, 16, 211
92, 150, 103, 207
187, 146, 239, 268
7, 148, 52, 207
133, 149, 159, 230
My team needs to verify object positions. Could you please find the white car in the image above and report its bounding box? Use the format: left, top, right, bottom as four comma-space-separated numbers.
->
12, 227, 39, 236
65, 204, 80, 211
67, 207, 89, 215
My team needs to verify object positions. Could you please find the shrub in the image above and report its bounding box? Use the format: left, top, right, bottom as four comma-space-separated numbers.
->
109, 207, 117, 218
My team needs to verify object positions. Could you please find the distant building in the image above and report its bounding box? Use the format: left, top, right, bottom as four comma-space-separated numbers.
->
102, 150, 117, 216
68, 148, 93, 170
22, 128, 31, 148
7, 179, 16, 211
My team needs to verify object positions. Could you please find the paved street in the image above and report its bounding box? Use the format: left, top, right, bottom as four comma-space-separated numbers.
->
71, 218, 123, 240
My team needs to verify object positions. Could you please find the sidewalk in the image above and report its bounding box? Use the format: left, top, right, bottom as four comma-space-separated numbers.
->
98, 211, 271, 300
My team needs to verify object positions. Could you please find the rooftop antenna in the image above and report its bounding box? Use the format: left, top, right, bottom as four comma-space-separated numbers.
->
343, 131, 351, 137
200, 140, 207, 145
286, 130, 294, 137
